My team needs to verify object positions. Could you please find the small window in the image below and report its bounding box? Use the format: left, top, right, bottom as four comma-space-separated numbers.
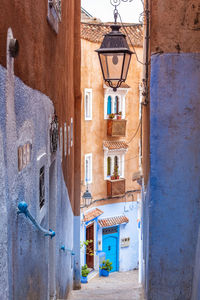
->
85, 153, 92, 184
64, 123, 67, 157
84, 89, 92, 120
47, 0, 61, 33
104, 153, 125, 180
105, 93, 124, 119
59, 127, 63, 161
71, 118, 73, 147
107, 157, 111, 176
39, 166, 45, 209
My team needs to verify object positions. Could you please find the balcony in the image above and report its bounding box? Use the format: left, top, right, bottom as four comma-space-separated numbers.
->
107, 178, 125, 197
107, 119, 127, 137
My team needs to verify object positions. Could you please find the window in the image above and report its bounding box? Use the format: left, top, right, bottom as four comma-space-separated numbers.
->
59, 127, 63, 161
47, 0, 61, 34
64, 123, 67, 157
104, 152, 125, 180
39, 166, 45, 209
107, 157, 111, 176
104, 93, 125, 119
84, 89, 92, 120
71, 117, 73, 147
85, 154, 92, 184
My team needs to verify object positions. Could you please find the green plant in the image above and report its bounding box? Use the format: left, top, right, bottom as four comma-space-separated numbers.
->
109, 113, 115, 119
81, 264, 90, 277
118, 111, 122, 115
100, 259, 113, 272
80, 240, 94, 256
113, 164, 119, 179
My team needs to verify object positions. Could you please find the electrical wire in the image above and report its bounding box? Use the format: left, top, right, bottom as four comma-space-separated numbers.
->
118, 13, 147, 66
127, 119, 141, 144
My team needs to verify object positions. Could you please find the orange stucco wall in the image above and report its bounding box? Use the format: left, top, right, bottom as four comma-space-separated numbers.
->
0, 0, 81, 213
81, 38, 143, 206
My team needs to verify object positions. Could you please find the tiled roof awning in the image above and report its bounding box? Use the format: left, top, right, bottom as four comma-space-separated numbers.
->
103, 141, 128, 150
98, 216, 129, 228
81, 22, 143, 47
83, 208, 104, 222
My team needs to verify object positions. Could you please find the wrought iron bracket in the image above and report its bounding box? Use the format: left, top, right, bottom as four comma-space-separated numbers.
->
60, 245, 75, 256
17, 201, 55, 238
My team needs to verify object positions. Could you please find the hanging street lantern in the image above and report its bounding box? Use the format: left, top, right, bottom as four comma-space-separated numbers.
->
95, 0, 134, 92
82, 185, 92, 207
96, 24, 133, 91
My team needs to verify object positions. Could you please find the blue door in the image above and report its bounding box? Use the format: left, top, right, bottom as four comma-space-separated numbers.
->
102, 226, 119, 272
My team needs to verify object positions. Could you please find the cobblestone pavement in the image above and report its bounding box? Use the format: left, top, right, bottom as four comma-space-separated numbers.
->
68, 270, 145, 300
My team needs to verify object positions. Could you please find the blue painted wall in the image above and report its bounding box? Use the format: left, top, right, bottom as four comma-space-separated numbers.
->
0, 64, 74, 299
144, 53, 200, 299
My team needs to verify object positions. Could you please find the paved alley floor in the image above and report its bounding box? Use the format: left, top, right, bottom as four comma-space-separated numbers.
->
68, 270, 145, 300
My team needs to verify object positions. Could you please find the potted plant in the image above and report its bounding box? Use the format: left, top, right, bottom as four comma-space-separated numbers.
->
100, 259, 113, 277
117, 112, 122, 120
109, 113, 115, 119
81, 264, 90, 283
111, 164, 119, 180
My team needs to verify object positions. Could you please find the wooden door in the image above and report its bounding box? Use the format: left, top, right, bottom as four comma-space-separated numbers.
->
86, 223, 94, 268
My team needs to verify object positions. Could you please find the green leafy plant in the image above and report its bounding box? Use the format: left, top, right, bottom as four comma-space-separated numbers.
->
100, 259, 113, 272
118, 111, 122, 115
81, 264, 90, 277
111, 164, 119, 180
80, 240, 94, 256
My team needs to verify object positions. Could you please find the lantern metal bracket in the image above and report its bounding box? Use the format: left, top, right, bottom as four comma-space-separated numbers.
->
110, 0, 134, 23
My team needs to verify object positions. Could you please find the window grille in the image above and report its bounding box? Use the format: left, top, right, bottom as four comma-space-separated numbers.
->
39, 166, 45, 209
49, 0, 61, 21
103, 226, 118, 235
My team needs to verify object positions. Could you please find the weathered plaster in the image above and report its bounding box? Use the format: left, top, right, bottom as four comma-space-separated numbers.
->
150, 0, 200, 53
0, 62, 75, 299
147, 53, 200, 299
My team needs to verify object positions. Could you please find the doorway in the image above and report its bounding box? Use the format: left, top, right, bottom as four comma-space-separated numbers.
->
86, 223, 94, 269
102, 226, 119, 272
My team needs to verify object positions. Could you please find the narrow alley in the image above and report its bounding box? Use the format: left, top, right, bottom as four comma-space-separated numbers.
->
68, 270, 144, 300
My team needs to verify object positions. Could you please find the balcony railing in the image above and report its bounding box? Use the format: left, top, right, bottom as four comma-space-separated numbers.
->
107, 119, 127, 137
107, 178, 125, 197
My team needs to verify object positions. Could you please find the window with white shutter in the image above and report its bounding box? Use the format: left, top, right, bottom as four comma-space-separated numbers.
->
85, 153, 92, 184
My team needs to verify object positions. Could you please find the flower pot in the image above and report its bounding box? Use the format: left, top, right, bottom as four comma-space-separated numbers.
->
117, 115, 121, 120
101, 269, 109, 277
81, 275, 88, 283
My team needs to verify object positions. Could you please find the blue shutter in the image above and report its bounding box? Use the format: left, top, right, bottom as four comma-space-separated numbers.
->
107, 96, 111, 115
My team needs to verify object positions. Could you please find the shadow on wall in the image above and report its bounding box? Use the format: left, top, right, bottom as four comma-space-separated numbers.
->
0, 57, 74, 300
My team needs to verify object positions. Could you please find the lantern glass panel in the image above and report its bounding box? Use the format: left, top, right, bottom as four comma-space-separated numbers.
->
122, 53, 131, 80
99, 53, 124, 80
86, 197, 91, 207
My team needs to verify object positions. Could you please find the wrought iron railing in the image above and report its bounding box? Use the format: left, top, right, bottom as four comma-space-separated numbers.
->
17, 201, 55, 238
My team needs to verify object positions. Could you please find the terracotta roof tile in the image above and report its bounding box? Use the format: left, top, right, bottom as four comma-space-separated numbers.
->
81, 22, 143, 47
98, 216, 129, 227
103, 141, 128, 150
83, 208, 104, 222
